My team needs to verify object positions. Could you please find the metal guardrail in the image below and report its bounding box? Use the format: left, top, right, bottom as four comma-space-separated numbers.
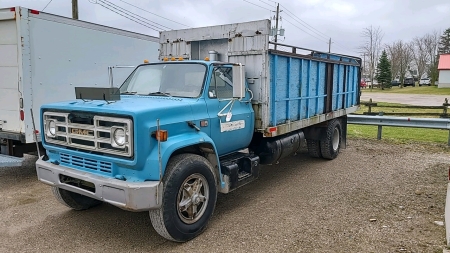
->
347, 114, 450, 146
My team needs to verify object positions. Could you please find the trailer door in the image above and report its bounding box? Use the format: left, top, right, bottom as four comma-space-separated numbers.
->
0, 8, 21, 134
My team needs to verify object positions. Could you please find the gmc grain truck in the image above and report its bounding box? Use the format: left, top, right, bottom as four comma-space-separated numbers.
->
35, 20, 361, 242
0, 6, 159, 167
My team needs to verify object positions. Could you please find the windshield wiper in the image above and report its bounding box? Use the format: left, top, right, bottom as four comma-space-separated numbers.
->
120, 91, 137, 95
146, 91, 172, 97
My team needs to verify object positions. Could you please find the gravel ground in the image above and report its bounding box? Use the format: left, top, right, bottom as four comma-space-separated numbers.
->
1, 138, 449, 253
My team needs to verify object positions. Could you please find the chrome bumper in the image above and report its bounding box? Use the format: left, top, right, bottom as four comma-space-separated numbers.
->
36, 157, 162, 211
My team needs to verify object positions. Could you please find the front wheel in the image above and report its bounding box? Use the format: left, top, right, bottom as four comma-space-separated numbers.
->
149, 154, 217, 242
320, 119, 342, 160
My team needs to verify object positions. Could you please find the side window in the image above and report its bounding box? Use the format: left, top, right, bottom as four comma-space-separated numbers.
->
209, 67, 233, 99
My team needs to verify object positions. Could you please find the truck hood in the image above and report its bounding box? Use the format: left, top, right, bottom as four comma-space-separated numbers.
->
41, 95, 198, 117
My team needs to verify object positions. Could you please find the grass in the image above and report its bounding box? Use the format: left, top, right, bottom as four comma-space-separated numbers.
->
357, 101, 445, 116
348, 101, 450, 146
347, 124, 449, 145
361, 85, 450, 95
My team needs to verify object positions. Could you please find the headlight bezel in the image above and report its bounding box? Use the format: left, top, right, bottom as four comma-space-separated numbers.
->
46, 119, 57, 137
111, 126, 127, 148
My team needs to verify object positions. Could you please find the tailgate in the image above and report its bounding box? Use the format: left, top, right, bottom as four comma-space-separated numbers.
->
0, 8, 21, 133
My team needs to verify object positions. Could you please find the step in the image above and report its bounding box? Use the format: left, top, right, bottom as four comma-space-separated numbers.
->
0, 154, 24, 167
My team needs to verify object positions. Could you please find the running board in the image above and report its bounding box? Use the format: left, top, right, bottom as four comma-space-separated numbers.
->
0, 154, 24, 167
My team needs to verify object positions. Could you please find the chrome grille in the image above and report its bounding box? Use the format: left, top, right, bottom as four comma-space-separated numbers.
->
43, 112, 133, 157
60, 153, 112, 173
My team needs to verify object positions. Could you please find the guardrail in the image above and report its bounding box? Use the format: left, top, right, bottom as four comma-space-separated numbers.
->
347, 114, 450, 146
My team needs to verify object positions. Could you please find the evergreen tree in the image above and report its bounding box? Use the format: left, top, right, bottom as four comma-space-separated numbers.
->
438, 28, 450, 54
375, 50, 392, 89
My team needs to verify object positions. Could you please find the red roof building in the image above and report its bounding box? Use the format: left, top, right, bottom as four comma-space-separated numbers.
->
438, 54, 450, 88
438, 54, 450, 70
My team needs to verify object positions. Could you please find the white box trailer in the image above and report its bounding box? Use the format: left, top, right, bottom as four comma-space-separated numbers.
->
0, 6, 159, 166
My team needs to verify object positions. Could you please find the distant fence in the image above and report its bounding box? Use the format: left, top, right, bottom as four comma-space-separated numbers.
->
347, 114, 450, 146
361, 98, 450, 118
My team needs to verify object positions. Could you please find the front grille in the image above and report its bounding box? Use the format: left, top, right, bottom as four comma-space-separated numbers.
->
43, 111, 133, 157
60, 153, 113, 174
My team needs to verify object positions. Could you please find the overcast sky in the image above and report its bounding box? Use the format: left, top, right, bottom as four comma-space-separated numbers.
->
1, 0, 449, 56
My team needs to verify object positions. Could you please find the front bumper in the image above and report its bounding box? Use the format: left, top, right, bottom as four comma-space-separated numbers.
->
36, 157, 162, 211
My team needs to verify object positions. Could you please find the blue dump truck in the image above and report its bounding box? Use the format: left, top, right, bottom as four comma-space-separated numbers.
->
35, 20, 361, 242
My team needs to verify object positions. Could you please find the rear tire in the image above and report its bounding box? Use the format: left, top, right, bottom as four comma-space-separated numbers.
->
149, 154, 217, 242
320, 119, 342, 160
52, 187, 101, 211
307, 140, 322, 158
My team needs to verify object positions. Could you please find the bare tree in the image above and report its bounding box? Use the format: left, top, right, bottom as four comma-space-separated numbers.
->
411, 36, 429, 81
386, 40, 414, 88
423, 31, 440, 85
360, 26, 383, 89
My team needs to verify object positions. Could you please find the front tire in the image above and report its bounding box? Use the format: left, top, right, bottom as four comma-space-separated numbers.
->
52, 187, 102, 210
320, 119, 342, 160
149, 154, 217, 242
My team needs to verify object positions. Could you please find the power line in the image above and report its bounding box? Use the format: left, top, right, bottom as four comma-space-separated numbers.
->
258, 0, 275, 8
242, 0, 272, 12
42, 0, 53, 11
95, 0, 162, 31
117, 0, 191, 28
283, 18, 328, 43
100, 0, 171, 30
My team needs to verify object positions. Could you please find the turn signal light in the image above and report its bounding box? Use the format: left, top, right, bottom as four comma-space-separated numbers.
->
155, 130, 168, 142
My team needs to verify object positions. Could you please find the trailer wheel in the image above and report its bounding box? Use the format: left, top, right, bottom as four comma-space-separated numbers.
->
52, 187, 101, 211
320, 119, 342, 160
149, 154, 217, 242
307, 140, 322, 158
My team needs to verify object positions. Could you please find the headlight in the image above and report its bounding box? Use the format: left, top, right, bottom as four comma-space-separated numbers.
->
112, 127, 126, 147
47, 120, 56, 137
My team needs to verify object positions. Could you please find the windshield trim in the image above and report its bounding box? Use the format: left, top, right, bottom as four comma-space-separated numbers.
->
119, 62, 209, 99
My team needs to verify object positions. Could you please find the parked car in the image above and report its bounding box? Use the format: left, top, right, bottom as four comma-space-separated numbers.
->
403, 77, 415, 87
419, 78, 431, 86
360, 79, 367, 88
391, 80, 401, 86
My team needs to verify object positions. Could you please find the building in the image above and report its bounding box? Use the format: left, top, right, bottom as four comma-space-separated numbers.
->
438, 54, 450, 88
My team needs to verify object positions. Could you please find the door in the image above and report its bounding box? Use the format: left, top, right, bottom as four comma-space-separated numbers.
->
206, 66, 254, 156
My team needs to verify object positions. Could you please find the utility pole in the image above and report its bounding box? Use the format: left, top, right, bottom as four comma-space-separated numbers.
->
328, 38, 331, 53
72, 0, 78, 20
274, 3, 279, 50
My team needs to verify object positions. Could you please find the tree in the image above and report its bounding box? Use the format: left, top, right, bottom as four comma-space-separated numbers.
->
360, 26, 383, 89
386, 40, 413, 88
411, 36, 429, 80
438, 28, 450, 54
375, 50, 391, 89
424, 31, 440, 84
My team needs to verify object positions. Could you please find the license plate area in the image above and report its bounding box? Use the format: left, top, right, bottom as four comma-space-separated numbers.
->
59, 174, 96, 193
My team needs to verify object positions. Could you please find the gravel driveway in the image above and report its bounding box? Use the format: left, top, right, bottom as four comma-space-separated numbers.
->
361, 92, 449, 106
1, 139, 449, 252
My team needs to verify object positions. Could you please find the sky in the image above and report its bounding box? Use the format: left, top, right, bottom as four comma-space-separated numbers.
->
1, 0, 449, 57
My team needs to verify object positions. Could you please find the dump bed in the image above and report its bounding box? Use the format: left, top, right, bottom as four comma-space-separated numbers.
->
160, 19, 360, 136
0, 6, 159, 144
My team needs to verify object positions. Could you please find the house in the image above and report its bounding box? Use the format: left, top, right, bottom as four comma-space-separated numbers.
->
438, 54, 450, 88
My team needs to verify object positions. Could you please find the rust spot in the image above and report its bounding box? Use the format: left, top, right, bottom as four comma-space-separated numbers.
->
235, 33, 242, 37
256, 30, 261, 35
228, 38, 232, 42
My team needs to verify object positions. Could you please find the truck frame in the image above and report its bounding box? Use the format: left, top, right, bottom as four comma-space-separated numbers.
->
0, 6, 159, 166
35, 19, 361, 242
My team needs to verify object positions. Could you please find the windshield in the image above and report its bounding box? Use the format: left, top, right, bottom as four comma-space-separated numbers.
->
120, 63, 207, 98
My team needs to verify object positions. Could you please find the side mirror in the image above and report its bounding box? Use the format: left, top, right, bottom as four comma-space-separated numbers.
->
232, 63, 245, 99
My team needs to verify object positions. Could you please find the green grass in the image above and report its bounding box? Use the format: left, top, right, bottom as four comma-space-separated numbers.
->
357, 101, 444, 116
349, 101, 450, 146
347, 124, 449, 145
362, 85, 450, 95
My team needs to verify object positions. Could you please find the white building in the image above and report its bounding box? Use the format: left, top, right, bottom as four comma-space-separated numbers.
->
438, 54, 450, 88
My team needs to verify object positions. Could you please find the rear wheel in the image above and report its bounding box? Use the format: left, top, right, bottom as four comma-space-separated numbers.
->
307, 140, 322, 158
52, 187, 101, 210
149, 154, 217, 242
320, 119, 342, 160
